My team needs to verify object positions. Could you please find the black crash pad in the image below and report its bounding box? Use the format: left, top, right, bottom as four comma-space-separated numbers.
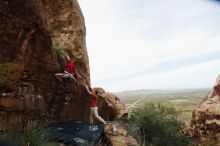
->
46, 121, 104, 146
0, 139, 19, 146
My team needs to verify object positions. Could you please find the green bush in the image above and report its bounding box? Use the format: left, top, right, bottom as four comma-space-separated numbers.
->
128, 103, 190, 146
0, 122, 58, 146
20, 122, 52, 146
0, 62, 12, 87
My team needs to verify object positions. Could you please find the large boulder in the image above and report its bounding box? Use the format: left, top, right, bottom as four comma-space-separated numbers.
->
94, 87, 128, 122
104, 121, 139, 146
0, 0, 127, 129
0, 0, 90, 128
189, 75, 220, 142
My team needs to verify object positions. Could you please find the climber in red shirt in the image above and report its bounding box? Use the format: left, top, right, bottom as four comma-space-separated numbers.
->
55, 54, 78, 82
86, 86, 106, 125
65, 58, 75, 75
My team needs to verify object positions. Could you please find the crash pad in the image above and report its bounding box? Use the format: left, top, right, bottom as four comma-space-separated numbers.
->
46, 121, 104, 146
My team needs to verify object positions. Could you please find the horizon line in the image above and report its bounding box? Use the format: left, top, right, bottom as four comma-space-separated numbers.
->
113, 87, 212, 93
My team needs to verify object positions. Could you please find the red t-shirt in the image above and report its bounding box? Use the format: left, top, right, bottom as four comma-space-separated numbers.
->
64, 59, 76, 74
90, 93, 98, 107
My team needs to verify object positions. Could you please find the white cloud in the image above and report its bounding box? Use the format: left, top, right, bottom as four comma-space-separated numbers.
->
78, 0, 220, 91
104, 59, 220, 92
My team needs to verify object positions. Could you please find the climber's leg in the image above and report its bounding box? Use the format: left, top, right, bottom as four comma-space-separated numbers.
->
55, 73, 64, 81
64, 71, 77, 82
93, 107, 106, 124
90, 107, 95, 124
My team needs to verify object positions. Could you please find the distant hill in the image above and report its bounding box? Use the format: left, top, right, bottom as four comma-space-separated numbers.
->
114, 88, 210, 99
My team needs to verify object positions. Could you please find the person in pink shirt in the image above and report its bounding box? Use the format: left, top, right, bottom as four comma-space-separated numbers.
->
86, 86, 106, 125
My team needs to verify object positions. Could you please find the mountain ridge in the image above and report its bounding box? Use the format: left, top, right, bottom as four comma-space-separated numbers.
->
114, 88, 210, 99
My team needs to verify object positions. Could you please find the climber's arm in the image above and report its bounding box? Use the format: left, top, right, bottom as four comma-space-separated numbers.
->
85, 85, 93, 94
74, 67, 82, 79
66, 54, 70, 60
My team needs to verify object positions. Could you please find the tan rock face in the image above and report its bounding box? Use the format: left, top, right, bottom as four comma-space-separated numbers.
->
94, 87, 128, 122
0, 0, 90, 128
0, 0, 127, 128
190, 75, 220, 142
104, 121, 139, 146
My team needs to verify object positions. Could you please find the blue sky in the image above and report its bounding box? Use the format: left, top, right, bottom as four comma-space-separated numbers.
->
78, 0, 220, 92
